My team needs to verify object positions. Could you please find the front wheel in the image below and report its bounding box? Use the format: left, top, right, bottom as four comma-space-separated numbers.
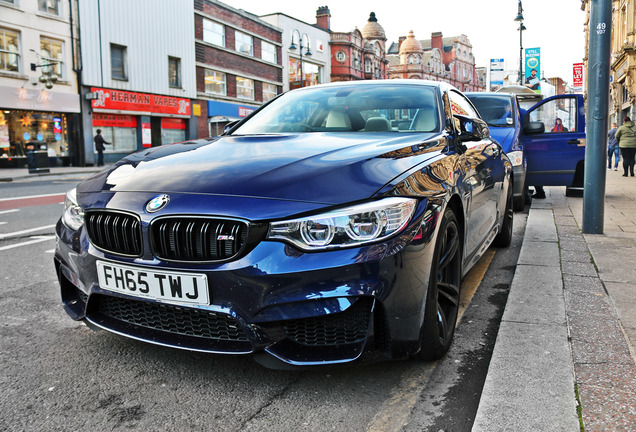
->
417, 209, 462, 360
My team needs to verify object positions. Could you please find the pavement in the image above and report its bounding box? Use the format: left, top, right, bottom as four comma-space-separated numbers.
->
2, 165, 636, 430
473, 170, 636, 432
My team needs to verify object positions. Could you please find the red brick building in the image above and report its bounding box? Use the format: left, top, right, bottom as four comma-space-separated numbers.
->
388, 31, 485, 92
315, 9, 389, 82
194, 0, 283, 137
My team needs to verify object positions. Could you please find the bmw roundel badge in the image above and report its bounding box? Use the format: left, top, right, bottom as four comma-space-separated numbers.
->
146, 194, 170, 213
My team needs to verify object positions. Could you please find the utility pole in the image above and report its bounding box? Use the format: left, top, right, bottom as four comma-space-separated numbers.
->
582, 0, 612, 234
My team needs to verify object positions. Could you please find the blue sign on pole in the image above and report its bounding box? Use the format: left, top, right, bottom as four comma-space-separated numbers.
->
524, 48, 541, 93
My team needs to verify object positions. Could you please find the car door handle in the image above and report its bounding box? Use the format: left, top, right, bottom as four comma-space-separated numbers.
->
567, 139, 580, 145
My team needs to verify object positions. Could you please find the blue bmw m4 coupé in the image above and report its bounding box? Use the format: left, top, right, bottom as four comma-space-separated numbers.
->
55, 80, 512, 368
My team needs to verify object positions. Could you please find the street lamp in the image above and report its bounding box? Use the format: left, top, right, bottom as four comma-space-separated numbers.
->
515, 0, 526, 86
289, 29, 312, 88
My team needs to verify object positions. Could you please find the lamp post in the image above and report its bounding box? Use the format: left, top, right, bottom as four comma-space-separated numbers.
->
515, 0, 525, 85
289, 29, 312, 88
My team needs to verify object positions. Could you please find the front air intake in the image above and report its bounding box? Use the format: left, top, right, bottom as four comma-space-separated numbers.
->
85, 210, 143, 257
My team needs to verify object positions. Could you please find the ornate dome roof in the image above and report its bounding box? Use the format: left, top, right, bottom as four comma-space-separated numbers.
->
399, 30, 423, 55
361, 12, 386, 41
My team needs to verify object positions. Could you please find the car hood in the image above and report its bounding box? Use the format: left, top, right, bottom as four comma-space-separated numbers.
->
79, 133, 445, 205
487, 127, 518, 153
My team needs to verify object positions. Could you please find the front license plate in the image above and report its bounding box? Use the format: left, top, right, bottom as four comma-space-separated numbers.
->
96, 261, 209, 305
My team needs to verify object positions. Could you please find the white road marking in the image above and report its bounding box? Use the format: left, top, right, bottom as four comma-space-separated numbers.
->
0, 222, 6, 225
0, 192, 66, 202
0, 209, 20, 215
45, 249, 56, 253
0, 224, 56, 240
0, 235, 56, 251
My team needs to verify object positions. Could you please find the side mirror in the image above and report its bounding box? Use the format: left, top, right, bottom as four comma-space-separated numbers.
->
457, 116, 489, 142
523, 121, 545, 135
222, 120, 241, 135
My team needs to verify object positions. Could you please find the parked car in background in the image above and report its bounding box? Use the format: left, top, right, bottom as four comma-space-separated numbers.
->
55, 80, 513, 368
467, 92, 586, 202
466, 92, 527, 211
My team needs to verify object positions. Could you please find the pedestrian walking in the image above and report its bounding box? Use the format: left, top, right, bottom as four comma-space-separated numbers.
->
608, 122, 620, 170
615, 116, 636, 177
93, 129, 110, 167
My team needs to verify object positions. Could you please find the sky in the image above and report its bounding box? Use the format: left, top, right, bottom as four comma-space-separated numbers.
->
228, 0, 586, 84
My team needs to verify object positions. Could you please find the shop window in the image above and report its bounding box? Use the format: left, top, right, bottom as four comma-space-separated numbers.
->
161, 118, 186, 145
203, 19, 224, 47
168, 56, 181, 88
236, 77, 254, 100
38, 0, 60, 15
92, 114, 137, 152
111, 44, 127, 81
0, 28, 20, 73
0, 111, 69, 159
40, 37, 64, 79
205, 69, 226, 95
261, 41, 276, 64
263, 83, 277, 102
235, 31, 253, 56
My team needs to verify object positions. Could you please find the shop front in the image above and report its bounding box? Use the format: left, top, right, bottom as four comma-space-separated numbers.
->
87, 87, 192, 165
207, 100, 258, 137
0, 85, 80, 168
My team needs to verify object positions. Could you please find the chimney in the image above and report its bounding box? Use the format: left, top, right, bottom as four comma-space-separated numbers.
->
431, 32, 443, 50
398, 35, 406, 51
316, 6, 331, 31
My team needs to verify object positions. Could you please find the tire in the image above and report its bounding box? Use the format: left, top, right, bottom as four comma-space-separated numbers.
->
494, 182, 513, 248
417, 209, 462, 360
513, 181, 526, 212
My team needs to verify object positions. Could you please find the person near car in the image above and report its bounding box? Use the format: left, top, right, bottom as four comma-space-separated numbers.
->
93, 129, 110, 167
552, 118, 568, 132
615, 116, 636, 177
608, 122, 620, 170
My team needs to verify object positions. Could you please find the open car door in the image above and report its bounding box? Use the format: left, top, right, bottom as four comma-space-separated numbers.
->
521, 94, 586, 195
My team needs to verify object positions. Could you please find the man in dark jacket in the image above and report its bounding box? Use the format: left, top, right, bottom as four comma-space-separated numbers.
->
94, 129, 110, 167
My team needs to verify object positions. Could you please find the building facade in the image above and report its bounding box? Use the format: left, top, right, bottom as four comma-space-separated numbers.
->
195, 0, 283, 137
388, 31, 485, 92
0, 0, 81, 168
259, 12, 331, 92
79, 0, 197, 166
599, 0, 636, 124
321, 11, 389, 82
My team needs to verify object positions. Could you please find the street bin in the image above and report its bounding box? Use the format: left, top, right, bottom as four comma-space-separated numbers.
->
26, 151, 50, 174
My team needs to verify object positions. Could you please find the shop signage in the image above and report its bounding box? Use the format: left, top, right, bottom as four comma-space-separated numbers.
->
161, 118, 186, 129
91, 87, 191, 116
142, 123, 152, 148
92, 113, 138, 128
207, 100, 259, 120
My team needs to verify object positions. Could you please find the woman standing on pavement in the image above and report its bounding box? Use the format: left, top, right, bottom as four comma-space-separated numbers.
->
615, 116, 636, 177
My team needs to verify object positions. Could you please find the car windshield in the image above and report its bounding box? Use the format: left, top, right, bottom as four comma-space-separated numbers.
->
466, 94, 515, 128
231, 84, 440, 135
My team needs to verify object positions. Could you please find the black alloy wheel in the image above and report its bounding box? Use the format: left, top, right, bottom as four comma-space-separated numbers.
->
417, 209, 462, 360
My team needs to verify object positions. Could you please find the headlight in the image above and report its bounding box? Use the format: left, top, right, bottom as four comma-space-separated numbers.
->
62, 188, 84, 231
268, 197, 417, 251
506, 150, 524, 167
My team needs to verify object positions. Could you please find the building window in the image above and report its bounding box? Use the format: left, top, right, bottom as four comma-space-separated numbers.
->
168, 56, 181, 88
0, 28, 20, 73
203, 19, 224, 47
110, 44, 127, 80
261, 41, 276, 64
38, 0, 60, 15
236, 77, 254, 100
235, 31, 253, 56
263, 83, 277, 101
40, 37, 64, 79
205, 69, 226, 95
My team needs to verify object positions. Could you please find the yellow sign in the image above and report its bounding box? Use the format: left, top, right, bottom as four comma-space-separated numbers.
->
192, 104, 201, 117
